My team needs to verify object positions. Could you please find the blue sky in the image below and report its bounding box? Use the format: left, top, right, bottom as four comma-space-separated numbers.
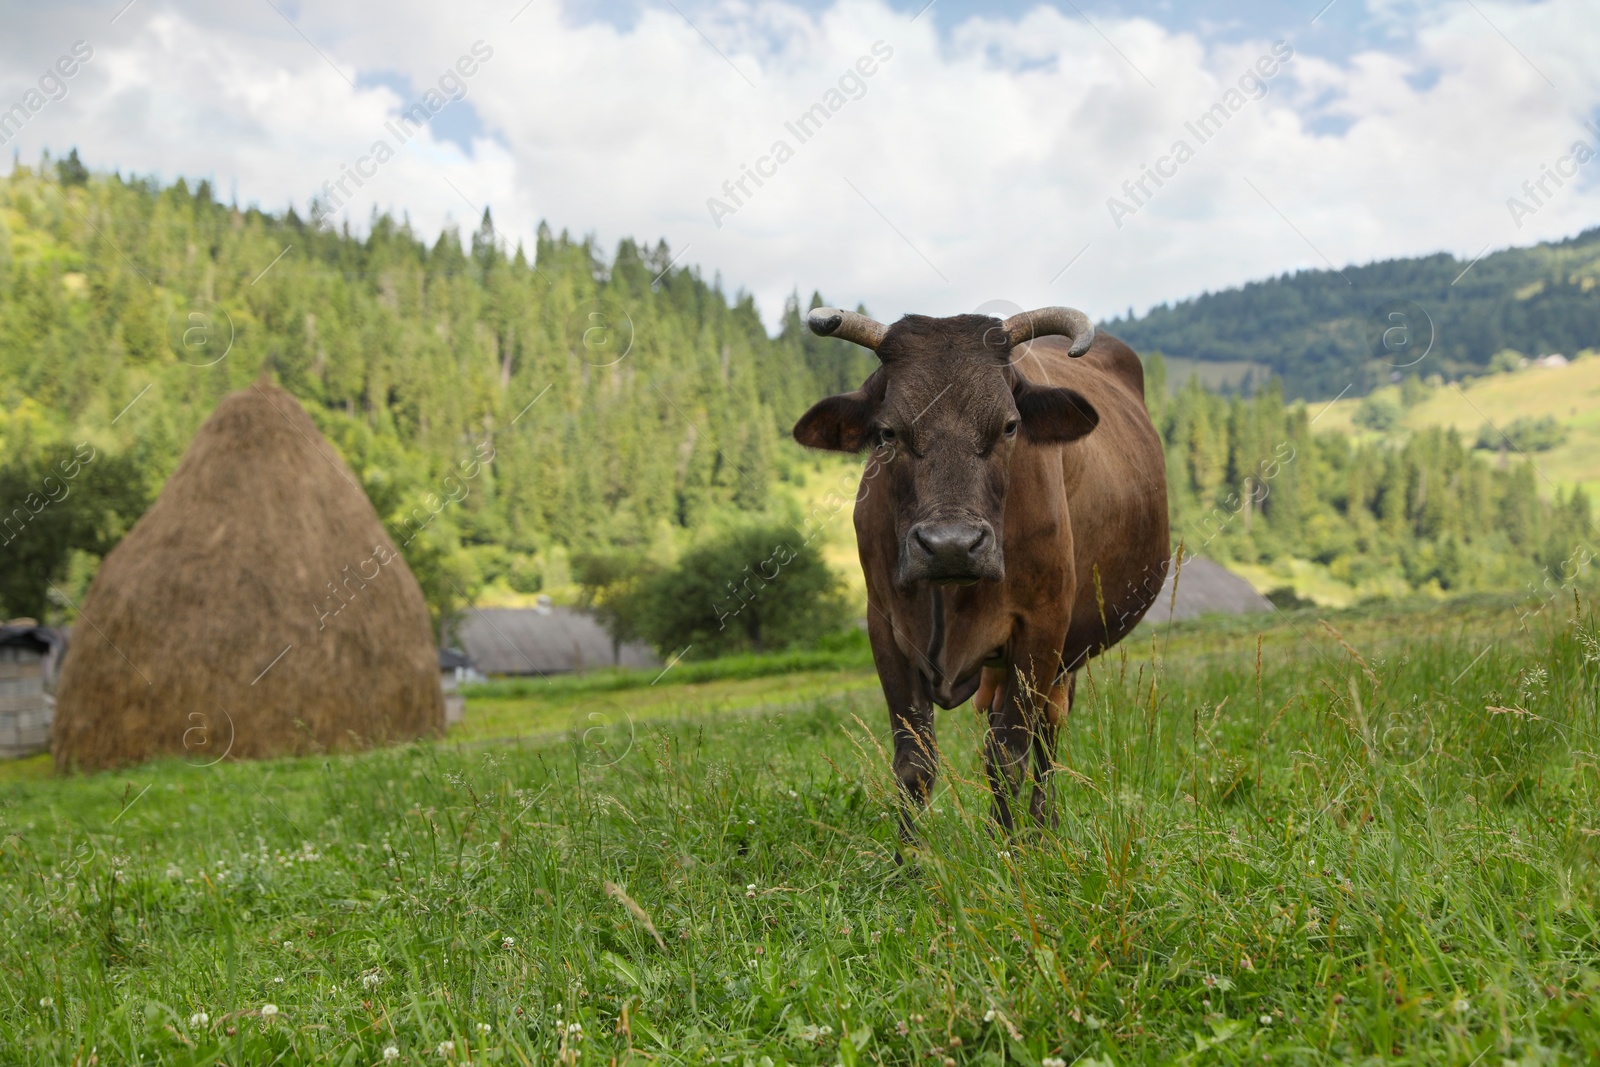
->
568, 0, 1421, 68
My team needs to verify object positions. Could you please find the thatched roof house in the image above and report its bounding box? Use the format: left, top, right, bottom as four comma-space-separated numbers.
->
457, 599, 660, 676
1145, 554, 1273, 624
0, 623, 66, 759
53, 379, 443, 770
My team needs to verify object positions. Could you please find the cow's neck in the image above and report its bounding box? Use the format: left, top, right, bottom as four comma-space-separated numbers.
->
924, 586, 947, 672
908, 582, 1004, 710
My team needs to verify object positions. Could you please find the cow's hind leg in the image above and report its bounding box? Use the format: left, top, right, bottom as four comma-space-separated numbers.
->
986, 645, 1065, 835
1028, 672, 1073, 827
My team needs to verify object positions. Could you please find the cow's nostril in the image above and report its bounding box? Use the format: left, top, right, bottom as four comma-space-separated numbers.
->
913, 523, 988, 563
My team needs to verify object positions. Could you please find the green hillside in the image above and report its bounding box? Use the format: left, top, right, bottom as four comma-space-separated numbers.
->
1312, 355, 1600, 502
0, 158, 1592, 630
1110, 229, 1600, 399
0, 158, 872, 631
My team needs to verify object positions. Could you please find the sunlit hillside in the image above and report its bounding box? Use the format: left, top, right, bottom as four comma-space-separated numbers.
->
1312, 353, 1600, 499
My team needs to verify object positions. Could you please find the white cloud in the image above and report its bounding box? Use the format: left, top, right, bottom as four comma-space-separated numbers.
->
4, 0, 1598, 327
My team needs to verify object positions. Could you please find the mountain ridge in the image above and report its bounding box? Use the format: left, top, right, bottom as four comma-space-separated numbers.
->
1103, 226, 1600, 399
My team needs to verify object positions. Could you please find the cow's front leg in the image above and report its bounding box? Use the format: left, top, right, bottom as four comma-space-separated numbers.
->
891, 695, 938, 843
868, 610, 938, 844
987, 640, 1065, 834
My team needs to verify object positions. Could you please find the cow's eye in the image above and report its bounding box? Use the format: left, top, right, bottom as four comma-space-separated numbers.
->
878, 427, 897, 444
1003, 420, 1019, 437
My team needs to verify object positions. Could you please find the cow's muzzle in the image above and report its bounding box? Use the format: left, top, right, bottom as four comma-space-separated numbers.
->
901, 521, 1003, 585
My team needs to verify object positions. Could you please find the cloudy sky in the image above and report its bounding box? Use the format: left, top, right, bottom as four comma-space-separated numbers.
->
2, 0, 1598, 327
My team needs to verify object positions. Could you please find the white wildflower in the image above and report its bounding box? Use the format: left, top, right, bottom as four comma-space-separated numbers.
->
383, 1048, 399, 1062
1453, 998, 1470, 1015
502, 936, 515, 949
438, 1040, 455, 1055
478, 1023, 491, 1034
363, 973, 383, 989
983, 1008, 996, 1022
38, 997, 53, 1008
261, 1003, 279, 1017
190, 1012, 209, 1026
1260, 1014, 1272, 1025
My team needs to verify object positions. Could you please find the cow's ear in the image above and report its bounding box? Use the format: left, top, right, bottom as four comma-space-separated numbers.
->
794, 391, 876, 452
1014, 381, 1098, 443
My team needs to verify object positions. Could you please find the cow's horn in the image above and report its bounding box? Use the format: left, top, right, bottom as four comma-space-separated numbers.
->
807, 306, 887, 351
1003, 306, 1095, 357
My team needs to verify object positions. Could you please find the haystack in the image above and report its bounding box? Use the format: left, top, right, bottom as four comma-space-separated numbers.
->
53, 378, 443, 770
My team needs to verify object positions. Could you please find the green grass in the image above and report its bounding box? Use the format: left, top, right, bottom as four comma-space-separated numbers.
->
459, 636, 874, 703
457, 666, 881, 747
3, 594, 1600, 1064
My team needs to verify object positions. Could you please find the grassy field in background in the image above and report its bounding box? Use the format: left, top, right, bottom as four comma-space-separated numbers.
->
1312, 355, 1600, 499
2, 593, 1599, 1064
458, 666, 879, 749
1210, 356, 1600, 607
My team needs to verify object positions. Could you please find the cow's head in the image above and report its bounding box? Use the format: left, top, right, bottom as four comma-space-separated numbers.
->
794, 306, 1099, 587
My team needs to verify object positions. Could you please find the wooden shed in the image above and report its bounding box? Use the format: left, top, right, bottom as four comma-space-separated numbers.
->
0, 623, 66, 759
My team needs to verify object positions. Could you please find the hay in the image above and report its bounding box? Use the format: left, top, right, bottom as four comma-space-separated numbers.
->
52, 378, 443, 770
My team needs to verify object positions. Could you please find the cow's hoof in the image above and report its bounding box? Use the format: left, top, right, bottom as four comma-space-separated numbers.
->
893, 839, 927, 871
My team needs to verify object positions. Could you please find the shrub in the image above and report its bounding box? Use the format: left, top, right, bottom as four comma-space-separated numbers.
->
1353, 392, 1403, 432
1475, 415, 1567, 453
0, 447, 150, 620
1489, 349, 1525, 373
628, 524, 850, 658
572, 547, 660, 652
1265, 586, 1314, 609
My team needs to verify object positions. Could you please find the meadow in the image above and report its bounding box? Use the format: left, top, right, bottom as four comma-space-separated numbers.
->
2, 592, 1599, 1065
1310, 355, 1600, 500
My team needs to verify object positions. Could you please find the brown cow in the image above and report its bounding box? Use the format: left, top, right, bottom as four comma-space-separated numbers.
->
793, 305, 1169, 836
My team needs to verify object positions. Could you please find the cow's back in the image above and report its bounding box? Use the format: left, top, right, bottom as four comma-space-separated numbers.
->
1013, 333, 1170, 667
